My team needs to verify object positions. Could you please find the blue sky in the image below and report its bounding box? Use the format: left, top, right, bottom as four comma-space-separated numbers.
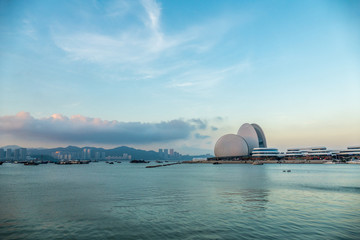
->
0, 0, 359, 154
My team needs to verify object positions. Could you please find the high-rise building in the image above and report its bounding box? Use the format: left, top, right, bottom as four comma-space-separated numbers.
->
14, 149, 20, 160
170, 149, 174, 155
20, 148, 27, 160
87, 149, 91, 160
82, 149, 88, 159
164, 149, 168, 155
0, 149, 5, 160
159, 149, 163, 153
6, 149, 12, 160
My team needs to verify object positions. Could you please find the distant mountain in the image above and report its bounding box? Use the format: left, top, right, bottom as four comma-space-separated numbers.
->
1, 145, 22, 150
27, 145, 162, 160
106, 146, 160, 160
22, 145, 212, 160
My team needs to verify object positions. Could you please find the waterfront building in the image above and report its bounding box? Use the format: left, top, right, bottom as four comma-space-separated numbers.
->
82, 149, 87, 159
252, 148, 281, 158
214, 123, 267, 158
284, 147, 336, 160
163, 149, 169, 159
337, 146, 360, 160
0, 149, 5, 160
14, 149, 20, 160
82, 148, 92, 160
87, 149, 91, 159
20, 148, 27, 161
6, 149, 12, 160
170, 149, 174, 156
285, 149, 305, 158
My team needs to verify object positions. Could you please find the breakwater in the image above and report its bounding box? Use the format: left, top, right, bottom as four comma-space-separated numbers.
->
146, 162, 181, 168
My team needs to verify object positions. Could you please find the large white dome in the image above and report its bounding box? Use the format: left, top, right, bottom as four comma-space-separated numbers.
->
251, 123, 267, 148
214, 134, 249, 157
237, 123, 259, 153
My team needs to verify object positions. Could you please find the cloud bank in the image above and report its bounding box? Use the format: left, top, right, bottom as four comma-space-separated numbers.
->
0, 112, 208, 145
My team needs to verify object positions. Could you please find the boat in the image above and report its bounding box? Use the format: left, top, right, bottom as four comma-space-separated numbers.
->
24, 161, 39, 166
213, 162, 221, 165
252, 161, 263, 165
156, 160, 163, 163
130, 160, 150, 163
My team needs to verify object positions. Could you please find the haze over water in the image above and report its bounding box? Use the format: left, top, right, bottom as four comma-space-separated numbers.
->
1, 163, 359, 239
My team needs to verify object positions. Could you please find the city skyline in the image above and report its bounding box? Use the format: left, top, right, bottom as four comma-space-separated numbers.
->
1, 0, 359, 154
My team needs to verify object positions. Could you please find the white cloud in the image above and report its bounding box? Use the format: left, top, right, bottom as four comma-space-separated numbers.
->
0, 112, 213, 145
51, 0, 241, 83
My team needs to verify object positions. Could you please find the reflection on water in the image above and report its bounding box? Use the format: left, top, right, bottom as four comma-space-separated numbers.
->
222, 189, 269, 212
0, 163, 359, 240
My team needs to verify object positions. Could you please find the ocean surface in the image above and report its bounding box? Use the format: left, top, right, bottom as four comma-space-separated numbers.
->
0, 162, 359, 240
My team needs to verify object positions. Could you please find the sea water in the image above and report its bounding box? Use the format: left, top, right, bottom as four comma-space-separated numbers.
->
1, 162, 359, 239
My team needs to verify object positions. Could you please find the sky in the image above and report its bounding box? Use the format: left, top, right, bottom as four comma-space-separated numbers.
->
0, 0, 359, 154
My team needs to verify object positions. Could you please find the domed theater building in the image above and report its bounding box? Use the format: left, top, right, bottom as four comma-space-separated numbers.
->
214, 123, 267, 159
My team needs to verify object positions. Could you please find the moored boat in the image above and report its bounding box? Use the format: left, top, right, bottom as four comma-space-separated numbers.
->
130, 160, 150, 163
24, 161, 39, 166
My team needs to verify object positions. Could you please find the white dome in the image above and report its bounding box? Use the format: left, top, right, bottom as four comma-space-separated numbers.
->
214, 134, 249, 157
237, 123, 259, 153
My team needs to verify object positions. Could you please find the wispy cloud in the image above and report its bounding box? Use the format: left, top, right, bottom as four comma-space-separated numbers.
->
0, 112, 210, 145
50, 0, 244, 87
52, 0, 179, 65
167, 61, 251, 92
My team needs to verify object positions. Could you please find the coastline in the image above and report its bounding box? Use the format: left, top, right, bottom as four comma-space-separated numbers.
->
182, 159, 351, 164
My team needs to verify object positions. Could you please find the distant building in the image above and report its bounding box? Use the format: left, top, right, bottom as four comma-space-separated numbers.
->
170, 149, 174, 156
337, 146, 360, 158
14, 149, 20, 160
252, 148, 280, 158
82, 148, 92, 160
6, 149, 12, 160
87, 149, 91, 159
20, 148, 27, 160
284, 147, 335, 160
0, 149, 5, 160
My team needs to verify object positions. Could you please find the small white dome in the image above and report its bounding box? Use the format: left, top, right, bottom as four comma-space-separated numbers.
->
214, 134, 249, 157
